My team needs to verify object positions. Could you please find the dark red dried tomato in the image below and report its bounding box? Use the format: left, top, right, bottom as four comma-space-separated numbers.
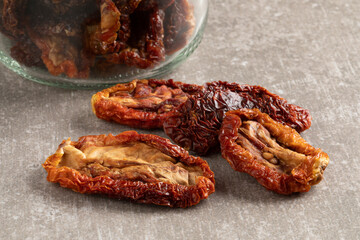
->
163, 81, 312, 155
38, 0, 89, 15
114, 0, 143, 49
24, 1, 97, 78
105, 7, 166, 69
91, 79, 203, 129
26, 32, 91, 78
10, 37, 43, 67
114, 0, 143, 14
164, 0, 194, 54
136, 0, 175, 11
1, 0, 28, 38
43, 131, 215, 208
219, 109, 329, 194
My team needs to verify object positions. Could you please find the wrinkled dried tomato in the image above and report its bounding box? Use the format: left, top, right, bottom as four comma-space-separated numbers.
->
91, 79, 203, 129
85, 0, 122, 56
1, 0, 28, 38
43, 131, 215, 208
10, 37, 43, 67
104, 6, 166, 69
114, 0, 143, 14
164, 0, 194, 54
219, 109, 329, 194
163, 81, 312, 155
136, 0, 176, 11
39, 0, 89, 15
24, 1, 97, 78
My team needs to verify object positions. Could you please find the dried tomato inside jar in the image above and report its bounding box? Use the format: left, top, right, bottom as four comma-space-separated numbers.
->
219, 109, 329, 194
43, 131, 215, 207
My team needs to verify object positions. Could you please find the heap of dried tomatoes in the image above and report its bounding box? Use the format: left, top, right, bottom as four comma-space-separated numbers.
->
1, 0, 194, 78
43, 79, 329, 207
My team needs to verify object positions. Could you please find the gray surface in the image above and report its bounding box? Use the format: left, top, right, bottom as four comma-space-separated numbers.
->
1, 1, 360, 239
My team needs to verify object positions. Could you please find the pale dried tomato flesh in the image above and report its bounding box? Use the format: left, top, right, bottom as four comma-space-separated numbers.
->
219, 109, 329, 194
43, 131, 215, 207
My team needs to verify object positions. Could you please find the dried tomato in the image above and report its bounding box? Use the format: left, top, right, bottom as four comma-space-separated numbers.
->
26, 33, 87, 78
24, 1, 97, 78
42, 131, 215, 208
39, 0, 89, 15
113, 0, 143, 49
219, 109, 329, 194
104, 6, 166, 69
133, 0, 177, 12
164, 0, 194, 54
10, 37, 43, 67
85, 0, 122, 56
114, 0, 144, 14
91, 79, 203, 129
1, 0, 28, 38
163, 81, 312, 155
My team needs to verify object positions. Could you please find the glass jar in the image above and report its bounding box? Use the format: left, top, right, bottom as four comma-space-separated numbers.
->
0, 0, 208, 89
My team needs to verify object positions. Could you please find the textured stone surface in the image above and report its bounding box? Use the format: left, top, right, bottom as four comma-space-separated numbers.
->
1, 0, 360, 239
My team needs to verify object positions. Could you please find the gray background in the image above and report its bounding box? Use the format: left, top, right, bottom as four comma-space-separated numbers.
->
1, 0, 360, 239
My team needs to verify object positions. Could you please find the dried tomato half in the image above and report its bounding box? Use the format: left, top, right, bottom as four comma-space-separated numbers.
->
91, 79, 203, 129
163, 81, 312, 155
43, 131, 215, 208
219, 109, 329, 194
